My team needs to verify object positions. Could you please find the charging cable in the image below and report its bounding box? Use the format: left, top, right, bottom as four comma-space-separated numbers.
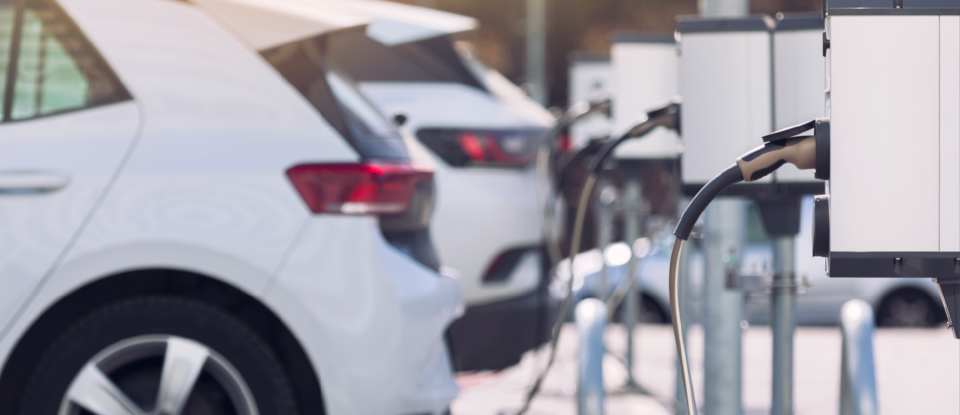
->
518, 99, 681, 414
537, 99, 612, 273
670, 119, 824, 415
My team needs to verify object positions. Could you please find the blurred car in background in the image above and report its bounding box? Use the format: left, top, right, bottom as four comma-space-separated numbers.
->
558, 232, 675, 324
569, 198, 944, 327
740, 197, 945, 327
0, 0, 460, 414
323, 0, 559, 372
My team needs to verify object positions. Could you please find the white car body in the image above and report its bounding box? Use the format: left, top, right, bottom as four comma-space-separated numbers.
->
320, 0, 558, 371
359, 81, 552, 305
359, 71, 555, 372
0, 0, 460, 413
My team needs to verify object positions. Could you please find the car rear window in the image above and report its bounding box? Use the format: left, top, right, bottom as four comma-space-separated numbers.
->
326, 30, 484, 91
261, 32, 408, 161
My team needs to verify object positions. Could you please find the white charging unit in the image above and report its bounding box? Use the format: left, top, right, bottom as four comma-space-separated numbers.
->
568, 52, 615, 148
610, 33, 681, 159
821, 0, 960, 334
678, 16, 776, 192
773, 13, 825, 184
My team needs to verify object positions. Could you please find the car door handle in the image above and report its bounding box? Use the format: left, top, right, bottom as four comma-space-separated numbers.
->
0, 170, 71, 193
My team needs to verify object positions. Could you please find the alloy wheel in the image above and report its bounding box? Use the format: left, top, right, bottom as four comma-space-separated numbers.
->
58, 335, 258, 415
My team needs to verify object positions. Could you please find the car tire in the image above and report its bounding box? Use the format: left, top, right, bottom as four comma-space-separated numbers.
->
638, 294, 668, 324
876, 289, 941, 328
612, 293, 668, 324
20, 296, 299, 415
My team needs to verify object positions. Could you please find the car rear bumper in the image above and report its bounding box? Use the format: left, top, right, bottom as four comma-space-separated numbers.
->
266, 216, 461, 415
445, 278, 559, 372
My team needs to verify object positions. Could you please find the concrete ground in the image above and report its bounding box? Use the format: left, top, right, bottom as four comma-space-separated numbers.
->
452, 323, 959, 415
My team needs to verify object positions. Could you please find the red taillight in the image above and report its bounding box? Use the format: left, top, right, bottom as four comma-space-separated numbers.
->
416, 128, 546, 168
556, 134, 573, 153
454, 131, 537, 166
286, 163, 433, 215
459, 133, 486, 161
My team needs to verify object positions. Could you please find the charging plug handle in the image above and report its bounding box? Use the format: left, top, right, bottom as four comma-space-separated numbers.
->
674, 130, 820, 240
587, 99, 681, 174
762, 117, 831, 179
737, 135, 817, 182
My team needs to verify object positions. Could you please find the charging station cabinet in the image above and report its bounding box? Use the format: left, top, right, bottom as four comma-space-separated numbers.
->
610, 33, 680, 159
823, 1, 960, 332
569, 53, 615, 148
678, 16, 776, 191
773, 13, 824, 184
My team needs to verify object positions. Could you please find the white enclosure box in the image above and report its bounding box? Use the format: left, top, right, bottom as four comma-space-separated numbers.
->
825, 2, 960, 278
568, 53, 614, 148
610, 33, 681, 159
773, 13, 824, 183
677, 16, 775, 189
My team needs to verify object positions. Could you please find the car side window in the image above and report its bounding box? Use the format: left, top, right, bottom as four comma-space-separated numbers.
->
1, 0, 129, 122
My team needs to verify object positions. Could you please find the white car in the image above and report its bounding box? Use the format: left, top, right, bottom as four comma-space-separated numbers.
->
0, 0, 461, 414
322, 0, 558, 372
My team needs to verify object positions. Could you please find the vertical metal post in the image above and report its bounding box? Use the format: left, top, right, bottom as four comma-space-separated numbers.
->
693, 2, 747, 413
622, 179, 642, 386
596, 181, 616, 302
702, 199, 746, 415
839, 300, 878, 415
758, 196, 802, 415
525, 0, 547, 105
771, 236, 796, 415
576, 298, 607, 415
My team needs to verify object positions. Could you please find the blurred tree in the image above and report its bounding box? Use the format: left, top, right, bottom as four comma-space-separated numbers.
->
390, 0, 821, 108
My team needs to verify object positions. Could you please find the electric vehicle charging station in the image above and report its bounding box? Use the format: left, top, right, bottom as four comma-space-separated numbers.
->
818, 2, 960, 334
678, 16, 774, 190
666, 2, 959, 413
767, 13, 827, 415
605, 31, 683, 394
773, 13, 824, 178
676, 14, 827, 414
611, 33, 681, 160
677, 16, 775, 414
569, 53, 615, 148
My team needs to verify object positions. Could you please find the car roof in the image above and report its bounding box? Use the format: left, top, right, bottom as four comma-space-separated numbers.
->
319, 0, 476, 46
192, 0, 370, 50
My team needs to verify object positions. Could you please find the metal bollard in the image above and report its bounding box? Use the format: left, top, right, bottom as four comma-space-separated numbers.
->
596, 182, 617, 301
622, 178, 643, 388
576, 298, 606, 415
839, 299, 878, 415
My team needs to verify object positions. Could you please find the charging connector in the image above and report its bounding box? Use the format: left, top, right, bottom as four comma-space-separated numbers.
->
669, 118, 826, 415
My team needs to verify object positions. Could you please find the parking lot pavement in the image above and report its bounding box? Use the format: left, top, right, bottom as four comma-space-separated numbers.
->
451, 324, 672, 415
453, 323, 960, 415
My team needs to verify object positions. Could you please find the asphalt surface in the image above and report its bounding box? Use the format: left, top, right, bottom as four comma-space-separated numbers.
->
452, 323, 960, 414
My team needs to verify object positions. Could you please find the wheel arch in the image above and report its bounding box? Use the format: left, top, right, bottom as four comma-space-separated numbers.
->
0, 268, 327, 415
874, 284, 947, 325
640, 290, 670, 323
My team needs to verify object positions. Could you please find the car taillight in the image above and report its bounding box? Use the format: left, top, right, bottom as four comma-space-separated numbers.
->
556, 134, 572, 153
286, 163, 433, 215
416, 128, 546, 168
